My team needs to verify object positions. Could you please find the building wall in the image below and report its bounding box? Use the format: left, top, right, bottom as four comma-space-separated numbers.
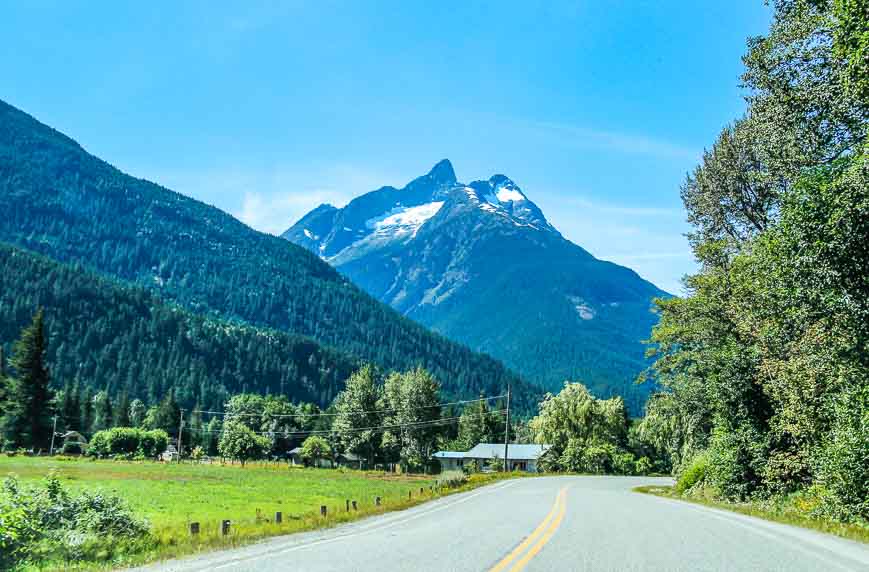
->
437, 458, 464, 472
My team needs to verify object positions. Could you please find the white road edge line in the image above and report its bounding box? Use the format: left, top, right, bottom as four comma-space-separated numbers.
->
186, 479, 522, 572
645, 494, 867, 571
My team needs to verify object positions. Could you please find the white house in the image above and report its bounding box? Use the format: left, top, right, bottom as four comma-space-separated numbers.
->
433, 443, 551, 473
432, 450, 466, 471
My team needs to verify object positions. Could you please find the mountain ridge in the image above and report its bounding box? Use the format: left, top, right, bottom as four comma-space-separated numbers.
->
0, 99, 539, 412
284, 160, 667, 413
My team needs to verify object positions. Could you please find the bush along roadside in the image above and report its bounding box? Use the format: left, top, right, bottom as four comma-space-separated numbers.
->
635, 454, 869, 546
0, 473, 153, 570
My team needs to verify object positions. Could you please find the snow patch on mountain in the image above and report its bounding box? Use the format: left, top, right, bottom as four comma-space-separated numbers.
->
327, 201, 444, 265
366, 201, 444, 238
496, 187, 525, 203
567, 296, 595, 320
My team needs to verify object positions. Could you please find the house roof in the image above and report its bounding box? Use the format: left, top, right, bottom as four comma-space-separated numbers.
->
61, 431, 88, 443
433, 443, 551, 461
433, 451, 466, 459
465, 443, 550, 461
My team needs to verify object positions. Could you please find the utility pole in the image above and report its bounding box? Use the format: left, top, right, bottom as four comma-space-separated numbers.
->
49, 415, 58, 456
177, 409, 184, 462
503, 383, 511, 472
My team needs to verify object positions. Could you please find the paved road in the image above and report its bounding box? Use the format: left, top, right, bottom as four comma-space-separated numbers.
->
136, 476, 869, 571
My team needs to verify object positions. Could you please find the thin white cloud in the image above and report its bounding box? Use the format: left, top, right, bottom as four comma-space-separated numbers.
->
603, 252, 693, 263
531, 120, 699, 161
234, 189, 351, 235
155, 162, 402, 236
559, 196, 684, 217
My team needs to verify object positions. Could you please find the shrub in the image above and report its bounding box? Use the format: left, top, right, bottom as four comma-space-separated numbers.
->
675, 452, 710, 494
581, 443, 615, 474
436, 470, 468, 489
612, 451, 637, 475
138, 429, 169, 458
814, 387, 869, 522
88, 428, 169, 459
0, 475, 151, 569
298, 435, 331, 468
190, 446, 205, 461
61, 441, 84, 455
705, 425, 767, 501
462, 459, 481, 474
635, 456, 653, 475
219, 421, 271, 466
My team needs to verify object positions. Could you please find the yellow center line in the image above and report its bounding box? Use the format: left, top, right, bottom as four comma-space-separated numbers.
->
489, 487, 567, 572
507, 488, 568, 572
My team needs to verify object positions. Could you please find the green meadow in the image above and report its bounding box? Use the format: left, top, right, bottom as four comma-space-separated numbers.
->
1, 456, 502, 569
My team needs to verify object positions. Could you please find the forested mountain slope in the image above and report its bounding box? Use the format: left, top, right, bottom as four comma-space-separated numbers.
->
0, 100, 536, 411
0, 243, 357, 409
285, 161, 667, 413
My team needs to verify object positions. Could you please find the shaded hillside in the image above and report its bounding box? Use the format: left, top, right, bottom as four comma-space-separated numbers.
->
0, 100, 538, 411
0, 243, 358, 409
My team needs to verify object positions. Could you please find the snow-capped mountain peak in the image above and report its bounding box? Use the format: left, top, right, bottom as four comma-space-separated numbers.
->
282, 159, 667, 414
282, 160, 558, 262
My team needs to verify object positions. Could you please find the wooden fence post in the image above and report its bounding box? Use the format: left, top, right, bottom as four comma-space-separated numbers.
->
346, 499, 350, 512
375, 496, 381, 506
352, 500, 357, 511
189, 522, 200, 535
221, 520, 231, 536
320, 505, 327, 517
275, 511, 282, 524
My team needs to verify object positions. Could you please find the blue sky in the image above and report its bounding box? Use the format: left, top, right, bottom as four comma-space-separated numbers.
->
1, 1, 770, 293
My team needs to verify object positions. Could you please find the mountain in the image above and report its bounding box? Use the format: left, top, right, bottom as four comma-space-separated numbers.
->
284, 160, 667, 413
0, 243, 357, 409
0, 100, 538, 412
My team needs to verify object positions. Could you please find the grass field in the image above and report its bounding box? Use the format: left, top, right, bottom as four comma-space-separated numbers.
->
634, 484, 869, 545
1, 456, 504, 570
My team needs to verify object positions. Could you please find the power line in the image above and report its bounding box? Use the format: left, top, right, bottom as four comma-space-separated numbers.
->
183, 409, 508, 439
186, 393, 507, 420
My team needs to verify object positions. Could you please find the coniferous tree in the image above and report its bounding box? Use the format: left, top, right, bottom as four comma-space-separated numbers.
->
79, 386, 94, 436
60, 381, 81, 432
457, 396, 502, 450
128, 398, 146, 427
114, 392, 131, 427
145, 391, 181, 438
0, 346, 7, 419
1, 309, 54, 450
91, 390, 113, 433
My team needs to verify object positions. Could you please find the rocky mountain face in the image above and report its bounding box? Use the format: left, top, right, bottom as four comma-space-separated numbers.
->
283, 160, 668, 413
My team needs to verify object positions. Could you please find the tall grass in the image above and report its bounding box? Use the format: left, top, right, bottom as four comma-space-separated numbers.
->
1, 457, 509, 570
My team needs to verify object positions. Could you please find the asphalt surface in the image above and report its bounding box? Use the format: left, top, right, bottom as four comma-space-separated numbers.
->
135, 476, 869, 572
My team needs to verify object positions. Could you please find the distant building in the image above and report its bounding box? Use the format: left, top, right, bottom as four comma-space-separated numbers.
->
59, 431, 88, 455
432, 451, 466, 471
288, 448, 363, 469
160, 444, 179, 462
433, 443, 551, 473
